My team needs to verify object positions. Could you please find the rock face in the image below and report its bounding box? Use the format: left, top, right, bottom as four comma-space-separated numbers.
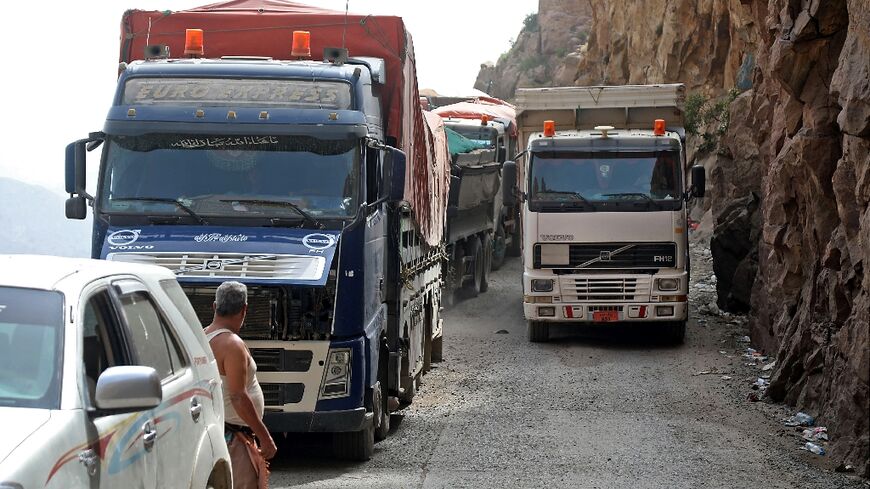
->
745, 0, 869, 475
478, 0, 869, 475
473, 0, 592, 100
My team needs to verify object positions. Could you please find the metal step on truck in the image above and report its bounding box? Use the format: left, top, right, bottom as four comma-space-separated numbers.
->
503, 84, 706, 343
62, 0, 450, 461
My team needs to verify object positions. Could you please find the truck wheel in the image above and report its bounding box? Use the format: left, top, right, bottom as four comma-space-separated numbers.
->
431, 334, 443, 363
480, 233, 492, 293
460, 236, 483, 299
506, 224, 521, 257
527, 321, 549, 342
490, 221, 507, 271
666, 321, 686, 344
333, 424, 374, 461
373, 380, 390, 442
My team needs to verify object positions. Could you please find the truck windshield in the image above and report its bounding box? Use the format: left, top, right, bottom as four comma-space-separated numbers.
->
0, 287, 64, 409
100, 134, 360, 219
448, 125, 497, 149
529, 151, 681, 206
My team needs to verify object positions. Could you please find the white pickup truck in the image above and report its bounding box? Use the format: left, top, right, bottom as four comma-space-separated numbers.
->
0, 255, 231, 488
502, 84, 705, 343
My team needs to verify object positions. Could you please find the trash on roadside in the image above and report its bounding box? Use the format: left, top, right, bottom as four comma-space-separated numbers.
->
835, 463, 856, 473
784, 412, 815, 427
494, 329, 509, 334
762, 361, 776, 371
693, 369, 720, 376
801, 442, 825, 455
721, 375, 732, 380
743, 348, 768, 363
747, 392, 760, 402
737, 335, 751, 343
801, 427, 829, 442
752, 378, 769, 390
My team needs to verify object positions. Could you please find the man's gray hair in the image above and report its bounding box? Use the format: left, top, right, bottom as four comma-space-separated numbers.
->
214, 281, 247, 317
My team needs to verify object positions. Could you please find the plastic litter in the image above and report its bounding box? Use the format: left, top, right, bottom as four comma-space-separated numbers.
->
801, 427, 828, 442
835, 463, 856, 473
720, 375, 732, 380
752, 378, 769, 390
761, 361, 776, 371
784, 412, 815, 427
737, 335, 751, 343
801, 442, 825, 455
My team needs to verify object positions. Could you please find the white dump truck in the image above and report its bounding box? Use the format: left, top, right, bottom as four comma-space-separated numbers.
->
502, 84, 705, 342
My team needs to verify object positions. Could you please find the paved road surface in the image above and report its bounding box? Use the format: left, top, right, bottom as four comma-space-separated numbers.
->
269, 254, 865, 488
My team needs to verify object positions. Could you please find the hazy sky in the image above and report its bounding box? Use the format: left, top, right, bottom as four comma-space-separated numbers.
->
0, 0, 536, 192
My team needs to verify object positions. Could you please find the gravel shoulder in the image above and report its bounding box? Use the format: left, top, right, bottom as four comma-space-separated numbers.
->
269, 246, 867, 488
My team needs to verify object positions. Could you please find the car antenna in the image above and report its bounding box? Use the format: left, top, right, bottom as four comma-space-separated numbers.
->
342, 0, 349, 50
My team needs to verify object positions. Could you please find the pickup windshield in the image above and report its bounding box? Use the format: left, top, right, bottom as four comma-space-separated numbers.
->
0, 287, 63, 409
100, 134, 360, 219
529, 151, 681, 208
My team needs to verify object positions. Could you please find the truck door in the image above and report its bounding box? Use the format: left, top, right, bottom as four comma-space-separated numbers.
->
112, 280, 200, 488
79, 285, 158, 489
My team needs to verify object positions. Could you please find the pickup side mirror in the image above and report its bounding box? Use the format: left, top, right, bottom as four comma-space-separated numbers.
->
94, 366, 162, 415
690, 165, 706, 198
381, 147, 406, 204
502, 160, 518, 207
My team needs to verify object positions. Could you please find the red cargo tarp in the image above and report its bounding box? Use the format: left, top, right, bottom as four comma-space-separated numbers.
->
433, 99, 518, 136
422, 111, 451, 242
120, 0, 448, 246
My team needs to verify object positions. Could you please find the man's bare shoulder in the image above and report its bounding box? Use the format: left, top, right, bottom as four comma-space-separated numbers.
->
206, 328, 247, 354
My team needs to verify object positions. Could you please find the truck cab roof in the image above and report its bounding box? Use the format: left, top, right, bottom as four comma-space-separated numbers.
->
528, 128, 682, 152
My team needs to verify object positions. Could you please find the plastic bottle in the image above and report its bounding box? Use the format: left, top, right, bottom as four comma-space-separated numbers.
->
804, 442, 825, 455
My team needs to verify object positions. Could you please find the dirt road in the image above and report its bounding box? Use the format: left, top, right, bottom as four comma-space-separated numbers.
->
270, 248, 866, 488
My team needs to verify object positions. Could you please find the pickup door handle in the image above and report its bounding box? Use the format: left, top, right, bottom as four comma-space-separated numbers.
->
190, 396, 202, 422
142, 421, 157, 451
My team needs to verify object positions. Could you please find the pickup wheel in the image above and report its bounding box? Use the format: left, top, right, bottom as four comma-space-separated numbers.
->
490, 221, 507, 271
527, 321, 550, 342
333, 424, 374, 461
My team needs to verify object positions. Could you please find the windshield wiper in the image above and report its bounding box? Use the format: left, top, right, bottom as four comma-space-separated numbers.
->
601, 193, 663, 210
537, 190, 596, 209
222, 199, 324, 229
113, 196, 208, 224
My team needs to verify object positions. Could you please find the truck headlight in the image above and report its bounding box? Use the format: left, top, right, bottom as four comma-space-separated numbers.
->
656, 278, 679, 291
531, 279, 554, 292
320, 348, 351, 399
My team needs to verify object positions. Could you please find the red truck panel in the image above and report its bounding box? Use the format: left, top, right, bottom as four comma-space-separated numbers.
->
120, 0, 447, 246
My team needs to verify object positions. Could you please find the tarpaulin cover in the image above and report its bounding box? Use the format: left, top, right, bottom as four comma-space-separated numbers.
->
433, 99, 518, 137
120, 0, 448, 246
421, 111, 451, 239
444, 127, 489, 155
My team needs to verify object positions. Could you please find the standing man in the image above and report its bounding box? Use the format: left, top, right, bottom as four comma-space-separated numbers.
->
205, 281, 277, 489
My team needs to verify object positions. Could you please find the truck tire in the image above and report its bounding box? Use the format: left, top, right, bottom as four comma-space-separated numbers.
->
333, 424, 374, 461
490, 221, 507, 271
666, 321, 686, 344
466, 236, 484, 298
480, 233, 492, 293
527, 321, 549, 342
431, 334, 443, 363
373, 379, 390, 442
506, 224, 521, 257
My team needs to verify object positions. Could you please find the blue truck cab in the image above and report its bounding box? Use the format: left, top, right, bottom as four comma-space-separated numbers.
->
65, 55, 443, 460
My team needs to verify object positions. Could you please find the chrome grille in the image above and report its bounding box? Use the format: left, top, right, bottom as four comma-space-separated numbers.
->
561, 276, 651, 302
107, 252, 325, 280
261, 383, 305, 406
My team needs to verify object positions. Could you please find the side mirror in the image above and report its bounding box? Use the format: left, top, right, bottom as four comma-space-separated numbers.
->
94, 366, 162, 414
65, 195, 87, 220
65, 141, 86, 195
690, 165, 706, 198
502, 160, 518, 207
381, 148, 406, 204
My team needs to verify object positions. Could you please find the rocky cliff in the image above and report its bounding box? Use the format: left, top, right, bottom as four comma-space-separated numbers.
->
473, 0, 592, 100
480, 0, 869, 475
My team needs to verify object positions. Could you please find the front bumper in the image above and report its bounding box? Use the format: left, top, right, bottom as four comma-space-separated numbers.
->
523, 301, 688, 322
264, 408, 373, 433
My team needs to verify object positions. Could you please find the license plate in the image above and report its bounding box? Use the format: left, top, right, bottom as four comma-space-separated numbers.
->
593, 311, 619, 322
